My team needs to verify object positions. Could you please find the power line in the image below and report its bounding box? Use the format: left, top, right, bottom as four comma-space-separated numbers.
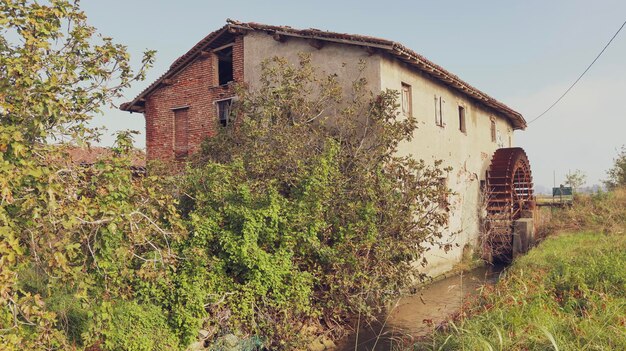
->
528, 19, 626, 125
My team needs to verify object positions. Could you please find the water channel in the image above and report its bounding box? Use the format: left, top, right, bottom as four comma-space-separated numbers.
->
336, 264, 506, 351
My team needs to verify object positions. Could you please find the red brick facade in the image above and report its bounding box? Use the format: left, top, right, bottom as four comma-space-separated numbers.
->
143, 35, 244, 162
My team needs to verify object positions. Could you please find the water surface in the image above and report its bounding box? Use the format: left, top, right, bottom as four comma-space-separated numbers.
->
337, 264, 505, 350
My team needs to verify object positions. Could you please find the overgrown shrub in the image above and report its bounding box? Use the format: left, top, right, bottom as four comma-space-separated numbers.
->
605, 145, 626, 190
539, 187, 626, 235
1, 2, 452, 349
86, 301, 180, 351
173, 55, 452, 346
0, 2, 187, 350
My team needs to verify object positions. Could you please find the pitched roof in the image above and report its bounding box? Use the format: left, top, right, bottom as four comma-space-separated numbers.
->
121, 19, 526, 130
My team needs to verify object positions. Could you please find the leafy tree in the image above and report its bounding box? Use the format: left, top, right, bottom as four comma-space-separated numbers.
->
564, 169, 586, 192
1, 2, 453, 349
0, 2, 186, 350
605, 146, 626, 190
176, 55, 452, 347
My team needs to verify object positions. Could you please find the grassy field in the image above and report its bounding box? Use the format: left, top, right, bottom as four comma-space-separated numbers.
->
419, 189, 626, 351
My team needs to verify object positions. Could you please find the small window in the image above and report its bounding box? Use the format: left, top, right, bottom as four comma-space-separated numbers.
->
173, 107, 189, 157
215, 46, 234, 86
490, 118, 496, 142
434, 95, 445, 127
458, 106, 466, 134
401, 83, 412, 117
217, 99, 232, 127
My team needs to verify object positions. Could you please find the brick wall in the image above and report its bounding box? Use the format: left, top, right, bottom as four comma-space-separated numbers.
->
144, 35, 244, 162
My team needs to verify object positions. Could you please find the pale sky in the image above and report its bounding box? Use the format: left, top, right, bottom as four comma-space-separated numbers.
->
82, 0, 626, 189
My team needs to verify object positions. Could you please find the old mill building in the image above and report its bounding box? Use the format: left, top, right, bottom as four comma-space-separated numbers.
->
121, 20, 536, 277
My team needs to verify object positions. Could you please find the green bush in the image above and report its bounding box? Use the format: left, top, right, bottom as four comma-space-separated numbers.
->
0, 2, 451, 349
171, 56, 451, 347
87, 301, 179, 351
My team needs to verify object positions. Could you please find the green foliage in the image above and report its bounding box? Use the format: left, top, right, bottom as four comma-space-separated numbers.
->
539, 187, 626, 235
87, 301, 179, 351
0, 1, 184, 350
563, 169, 586, 192
177, 55, 451, 347
605, 146, 626, 190
1, 3, 451, 349
424, 219, 626, 350
0, 0, 154, 143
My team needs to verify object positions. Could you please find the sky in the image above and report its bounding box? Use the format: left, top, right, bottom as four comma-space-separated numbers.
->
81, 0, 626, 190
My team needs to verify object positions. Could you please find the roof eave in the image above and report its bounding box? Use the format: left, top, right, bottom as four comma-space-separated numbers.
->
120, 25, 233, 113
121, 20, 527, 129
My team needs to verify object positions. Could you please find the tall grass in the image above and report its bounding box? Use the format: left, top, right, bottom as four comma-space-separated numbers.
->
538, 187, 626, 237
419, 188, 626, 351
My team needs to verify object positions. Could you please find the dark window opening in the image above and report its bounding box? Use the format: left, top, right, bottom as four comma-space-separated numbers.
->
458, 106, 466, 133
217, 99, 232, 127
216, 47, 234, 86
434, 95, 444, 127
490, 119, 497, 142
401, 83, 412, 117
174, 108, 189, 158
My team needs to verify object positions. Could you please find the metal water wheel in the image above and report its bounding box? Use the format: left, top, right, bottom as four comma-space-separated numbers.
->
486, 147, 535, 262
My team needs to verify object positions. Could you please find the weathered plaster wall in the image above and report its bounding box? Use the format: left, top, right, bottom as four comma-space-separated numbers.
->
380, 56, 515, 277
243, 31, 381, 96
243, 31, 518, 277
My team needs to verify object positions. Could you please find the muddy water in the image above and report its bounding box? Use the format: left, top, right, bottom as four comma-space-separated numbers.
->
337, 264, 505, 351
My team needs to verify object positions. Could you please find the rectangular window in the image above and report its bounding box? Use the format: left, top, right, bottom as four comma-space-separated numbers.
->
434, 95, 445, 127
490, 118, 497, 142
458, 106, 466, 133
401, 83, 412, 117
217, 99, 232, 127
215, 46, 234, 86
173, 107, 189, 158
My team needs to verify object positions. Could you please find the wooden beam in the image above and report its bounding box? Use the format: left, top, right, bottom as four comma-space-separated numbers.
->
199, 51, 211, 58
272, 33, 286, 43
365, 46, 377, 56
228, 26, 247, 34
308, 39, 324, 50
212, 43, 234, 52
271, 31, 393, 51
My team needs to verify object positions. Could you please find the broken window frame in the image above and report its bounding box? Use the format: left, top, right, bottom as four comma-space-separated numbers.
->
216, 98, 233, 127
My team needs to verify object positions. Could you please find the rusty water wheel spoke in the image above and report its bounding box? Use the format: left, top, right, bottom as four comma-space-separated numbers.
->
486, 148, 535, 263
